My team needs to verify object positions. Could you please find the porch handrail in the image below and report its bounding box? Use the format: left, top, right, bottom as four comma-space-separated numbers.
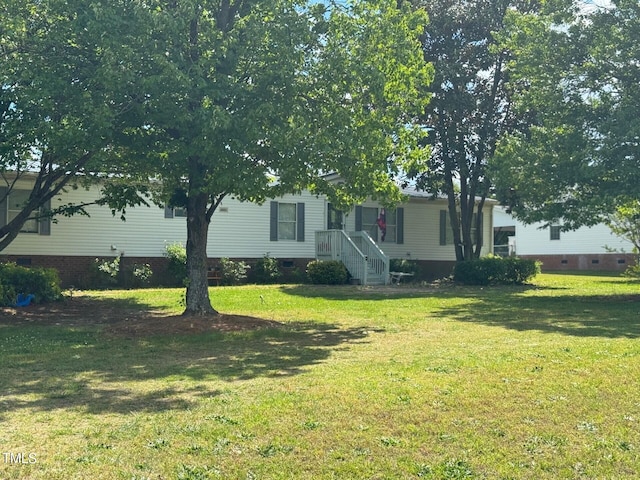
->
348, 231, 390, 284
315, 230, 367, 284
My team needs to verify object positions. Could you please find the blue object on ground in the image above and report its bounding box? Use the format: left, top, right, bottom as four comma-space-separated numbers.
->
15, 294, 35, 307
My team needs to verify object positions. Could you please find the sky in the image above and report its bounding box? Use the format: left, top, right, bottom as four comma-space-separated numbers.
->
580, 0, 614, 13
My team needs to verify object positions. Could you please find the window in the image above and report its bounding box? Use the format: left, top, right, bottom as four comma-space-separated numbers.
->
277, 203, 297, 240
173, 207, 187, 217
439, 210, 482, 246
367, 208, 398, 243
550, 225, 561, 240
384, 209, 397, 243
8, 190, 38, 233
270, 201, 305, 242
361, 207, 379, 240
164, 206, 187, 218
0, 188, 51, 235
355, 206, 403, 244
440, 210, 454, 246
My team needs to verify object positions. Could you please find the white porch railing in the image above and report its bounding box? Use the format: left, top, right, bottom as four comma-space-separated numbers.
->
348, 231, 390, 284
315, 230, 367, 284
315, 230, 389, 285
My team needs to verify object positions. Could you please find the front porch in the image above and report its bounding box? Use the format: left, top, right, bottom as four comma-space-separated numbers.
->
315, 230, 390, 285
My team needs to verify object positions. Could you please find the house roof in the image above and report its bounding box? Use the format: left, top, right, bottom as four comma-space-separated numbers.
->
319, 173, 497, 204
400, 184, 498, 204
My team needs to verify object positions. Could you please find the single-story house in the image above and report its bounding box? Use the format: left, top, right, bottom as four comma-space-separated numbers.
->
493, 206, 636, 271
1, 179, 496, 286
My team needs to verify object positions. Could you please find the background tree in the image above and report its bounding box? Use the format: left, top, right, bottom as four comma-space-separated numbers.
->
0, 0, 147, 251
117, 0, 431, 315
491, 0, 639, 229
606, 201, 640, 275
405, 0, 543, 261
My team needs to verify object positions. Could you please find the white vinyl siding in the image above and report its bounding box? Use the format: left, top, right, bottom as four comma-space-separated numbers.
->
1, 187, 318, 258
2, 182, 494, 262
493, 206, 634, 255
348, 200, 491, 261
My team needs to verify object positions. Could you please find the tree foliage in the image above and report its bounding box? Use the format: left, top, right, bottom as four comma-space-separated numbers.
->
491, 0, 640, 229
607, 200, 640, 277
0, 0, 149, 250
607, 201, 640, 255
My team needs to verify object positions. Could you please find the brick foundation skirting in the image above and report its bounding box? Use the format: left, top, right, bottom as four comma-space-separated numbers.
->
0, 254, 316, 287
6, 253, 628, 288
519, 253, 637, 272
17, 253, 608, 288
1, 254, 458, 287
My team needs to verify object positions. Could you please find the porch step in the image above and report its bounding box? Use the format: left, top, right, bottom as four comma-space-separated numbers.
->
366, 275, 387, 285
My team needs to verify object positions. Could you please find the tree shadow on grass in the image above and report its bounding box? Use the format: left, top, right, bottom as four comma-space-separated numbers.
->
281, 284, 639, 338
432, 292, 640, 339
0, 308, 374, 418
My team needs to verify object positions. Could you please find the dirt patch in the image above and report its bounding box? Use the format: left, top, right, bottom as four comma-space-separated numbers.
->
104, 314, 283, 338
0, 296, 282, 337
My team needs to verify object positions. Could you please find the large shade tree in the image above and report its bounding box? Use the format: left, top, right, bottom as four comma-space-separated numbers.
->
491, 0, 640, 229
404, 0, 544, 261
114, 0, 432, 315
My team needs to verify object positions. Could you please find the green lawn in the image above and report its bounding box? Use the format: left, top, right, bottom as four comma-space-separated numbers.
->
1, 274, 639, 479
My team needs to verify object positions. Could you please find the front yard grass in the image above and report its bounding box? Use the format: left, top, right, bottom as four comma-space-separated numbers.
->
0, 273, 638, 479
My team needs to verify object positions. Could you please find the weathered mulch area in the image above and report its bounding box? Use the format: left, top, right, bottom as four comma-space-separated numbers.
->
0, 296, 282, 338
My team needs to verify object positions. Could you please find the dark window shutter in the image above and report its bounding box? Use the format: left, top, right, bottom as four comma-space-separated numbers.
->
0, 187, 7, 228
297, 202, 305, 242
477, 212, 483, 245
164, 206, 174, 218
270, 201, 278, 241
439, 210, 447, 245
355, 206, 363, 231
396, 207, 404, 244
39, 198, 51, 235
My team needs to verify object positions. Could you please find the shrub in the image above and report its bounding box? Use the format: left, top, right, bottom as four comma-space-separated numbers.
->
306, 260, 348, 285
622, 261, 640, 279
502, 256, 541, 284
90, 256, 121, 287
453, 255, 540, 286
220, 257, 250, 286
254, 254, 281, 284
0, 262, 62, 306
129, 263, 153, 288
164, 242, 187, 286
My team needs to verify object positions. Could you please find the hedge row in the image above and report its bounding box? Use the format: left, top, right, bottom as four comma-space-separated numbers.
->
453, 256, 541, 285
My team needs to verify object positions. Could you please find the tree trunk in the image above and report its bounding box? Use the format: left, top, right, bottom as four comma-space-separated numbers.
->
447, 194, 464, 262
184, 192, 218, 316
473, 198, 486, 259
